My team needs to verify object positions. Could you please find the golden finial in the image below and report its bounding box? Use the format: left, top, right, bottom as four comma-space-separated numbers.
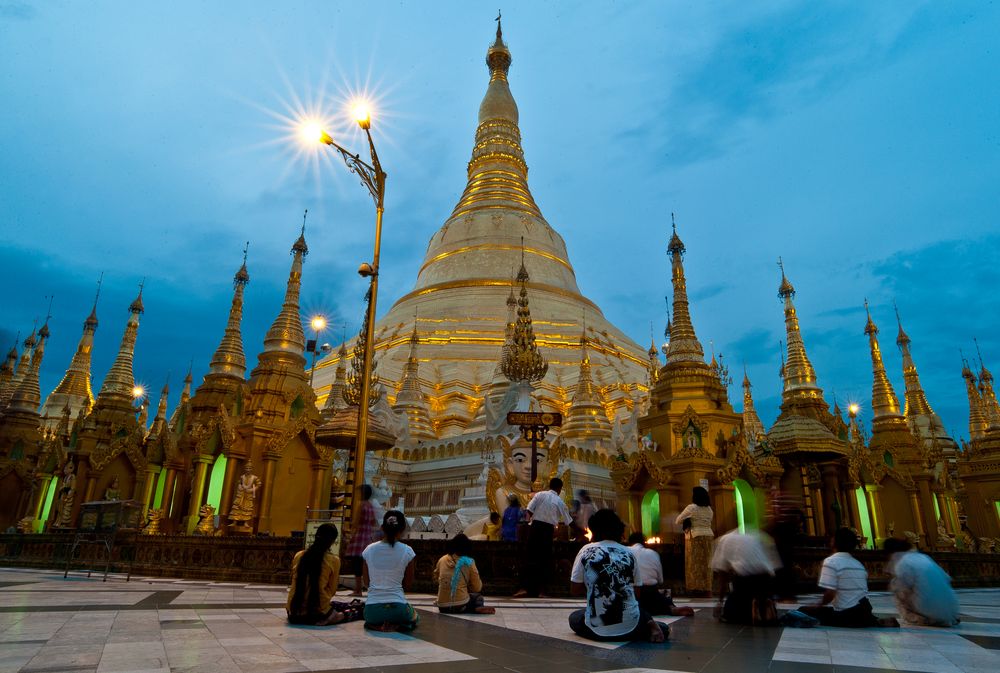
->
495, 9, 502, 40
863, 298, 877, 336
667, 212, 685, 256
86, 273, 103, 328
777, 257, 795, 299
39, 295, 54, 339
292, 210, 309, 256
235, 242, 250, 286
129, 278, 145, 314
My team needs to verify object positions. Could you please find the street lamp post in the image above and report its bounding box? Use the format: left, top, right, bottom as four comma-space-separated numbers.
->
308, 315, 327, 386
307, 106, 386, 530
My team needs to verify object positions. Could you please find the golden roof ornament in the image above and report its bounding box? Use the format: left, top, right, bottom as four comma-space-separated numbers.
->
664, 215, 706, 365
450, 18, 540, 219
96, 283, 144, 406
9, 304, 51, 415
975, 339, 1000, 428
343, 287, 381, 407
894, 303, 934, 417
207, 246, 250, 380
261, 215, 308, 360
500, 253, 548, 383
776, 258, 823, 400
864, 300, 903, 420
962, 355, 988, 439
44, 275, 100, 420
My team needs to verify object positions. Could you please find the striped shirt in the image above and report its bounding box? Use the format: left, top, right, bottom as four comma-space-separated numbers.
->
818, 552, 869, 611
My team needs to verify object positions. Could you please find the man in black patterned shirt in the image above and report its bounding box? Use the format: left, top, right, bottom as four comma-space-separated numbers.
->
569, 509, 669, 643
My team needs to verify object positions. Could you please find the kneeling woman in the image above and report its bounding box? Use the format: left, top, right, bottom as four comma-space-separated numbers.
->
435, 534, 496, 614
362, 511, 419, 631
286, 523, 345, 625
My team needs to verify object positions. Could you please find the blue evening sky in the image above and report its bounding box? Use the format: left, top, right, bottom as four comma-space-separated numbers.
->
1, 1, 997, 440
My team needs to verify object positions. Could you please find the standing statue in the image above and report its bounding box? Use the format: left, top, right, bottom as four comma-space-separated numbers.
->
228, 461, 261, 529
55, 461, 77, 528
104, 476, 121, 501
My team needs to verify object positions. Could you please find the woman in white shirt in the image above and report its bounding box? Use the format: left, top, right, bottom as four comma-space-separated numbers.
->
675, 486, 714, 596
362, 510, 418, 631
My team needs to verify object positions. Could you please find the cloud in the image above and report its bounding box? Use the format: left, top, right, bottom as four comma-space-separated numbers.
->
0, 2, 35, 21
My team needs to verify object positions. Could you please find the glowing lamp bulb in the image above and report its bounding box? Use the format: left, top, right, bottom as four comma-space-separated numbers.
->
352, 102, 371, 129
311, 315, 327, 331
300, 122, 328, 145
848, 403, 860, 415
132, 385, 145, 399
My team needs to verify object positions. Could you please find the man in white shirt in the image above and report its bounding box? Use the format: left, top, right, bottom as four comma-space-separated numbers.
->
513, 478, 572, 598
627, 532, 694, 617
569, 509, 668, 642
710, 530, 780, 624
801, 527, 898, 628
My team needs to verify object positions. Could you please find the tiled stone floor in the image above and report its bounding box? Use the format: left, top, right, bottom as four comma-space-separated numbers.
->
0, 567, 998, 673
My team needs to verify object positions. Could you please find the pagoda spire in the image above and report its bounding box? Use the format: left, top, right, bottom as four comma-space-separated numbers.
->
664, 216, 705, 365
0, 338, 19, 406
647, 333, 660, 386
450, 19, 541, 219
207, 246, 250, 380
864, 300, 903, 421
97, 283, 144, 406
894, 304, 933, 417
42, 278, 102, 421
260, 219, 308, 365
962, 357, 988, 439
322, 340, 350, 418
742, 368, 766, 444
500, 257, 548, 384
8, 313, 51, 415
562, 328, 611, 442
776, 259, 823, 402
393, 321, 435, 441
975, 340, 1000, 429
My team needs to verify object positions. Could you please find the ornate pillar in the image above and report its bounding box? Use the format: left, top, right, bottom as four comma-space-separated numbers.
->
183, 457, 212, 533
159, 468, 177, 514
846, 485, 863, 543
257, 456, 278, 533
799, 466, 817, 536
909, 490, 927, 547
218, 456, 240, 517
140, 467, 159, 514
310, 462, 326, 512
864, 485, 883, 542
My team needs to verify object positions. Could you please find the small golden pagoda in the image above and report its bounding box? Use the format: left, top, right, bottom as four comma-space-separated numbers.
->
958, 349, 1000, 541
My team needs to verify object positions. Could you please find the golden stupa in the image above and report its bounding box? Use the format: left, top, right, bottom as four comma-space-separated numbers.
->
311, 21, 651, 514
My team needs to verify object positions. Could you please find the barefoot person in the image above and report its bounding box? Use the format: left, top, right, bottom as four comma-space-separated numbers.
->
883, 537, 960, 626
513, 478, 572, 598
344, 485, 378, 596
286, 523, 345, 625
569, 509, 669, 643
800, 527, 898, 628
362, 510, 419, 632
627, 532, 695, 617
434, 534, 496, 614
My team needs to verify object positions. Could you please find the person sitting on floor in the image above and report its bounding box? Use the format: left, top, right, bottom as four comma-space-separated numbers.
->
883, 537, 960, 626
362, 510, 419, 631
569, 509, 669, 643
710, 529, 781, 625
627, 532, 694, 617
286, 523, 345, 625
434, 533, 496, 614
800, 527, 898, 628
